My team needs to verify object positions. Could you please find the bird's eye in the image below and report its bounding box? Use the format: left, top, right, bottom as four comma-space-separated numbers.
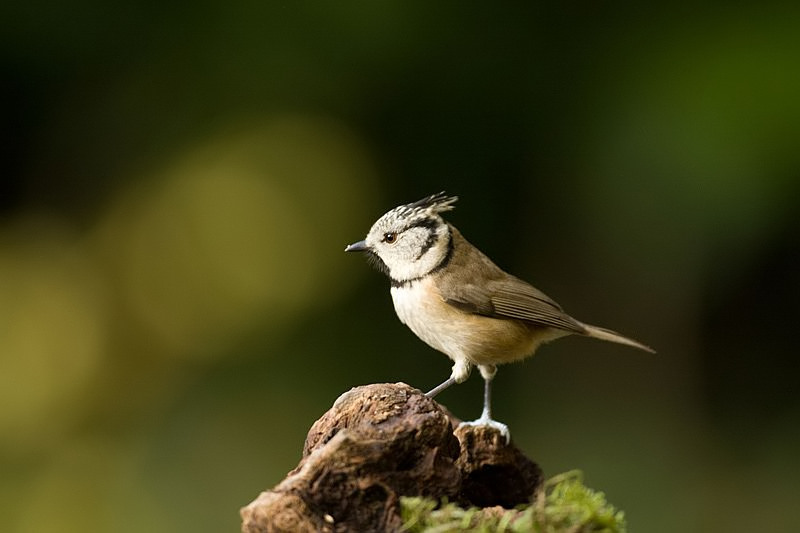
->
382, 232, 398, 244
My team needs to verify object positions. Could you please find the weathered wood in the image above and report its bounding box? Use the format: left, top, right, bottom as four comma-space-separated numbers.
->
241, 383, 542, 533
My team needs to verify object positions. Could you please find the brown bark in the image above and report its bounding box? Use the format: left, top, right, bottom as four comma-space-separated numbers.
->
241, 382, 542, 533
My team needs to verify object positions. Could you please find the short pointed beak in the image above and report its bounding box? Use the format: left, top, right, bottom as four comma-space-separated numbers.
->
344, 240, 368, 252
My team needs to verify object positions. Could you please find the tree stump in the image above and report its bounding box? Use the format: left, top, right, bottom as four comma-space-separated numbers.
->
240, 382, 542, 533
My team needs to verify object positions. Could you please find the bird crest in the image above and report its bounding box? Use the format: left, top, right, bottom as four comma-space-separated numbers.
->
390, 192, 458, 222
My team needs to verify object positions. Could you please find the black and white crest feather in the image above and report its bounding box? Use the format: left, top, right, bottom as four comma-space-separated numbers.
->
390, 192, 458, 220
408, 192, 458, 213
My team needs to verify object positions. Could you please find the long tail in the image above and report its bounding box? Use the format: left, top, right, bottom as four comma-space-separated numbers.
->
581, 323, 656, 353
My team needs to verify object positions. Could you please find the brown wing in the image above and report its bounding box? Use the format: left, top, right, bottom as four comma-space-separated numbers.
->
488, 277, 586, 332
436, 226, 586, 334
443, 274, 586, 334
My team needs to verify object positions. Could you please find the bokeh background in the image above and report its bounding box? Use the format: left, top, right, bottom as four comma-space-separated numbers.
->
2, 2, 799, 532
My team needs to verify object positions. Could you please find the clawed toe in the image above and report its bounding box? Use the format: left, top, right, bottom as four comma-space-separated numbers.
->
458, 417, 511, 443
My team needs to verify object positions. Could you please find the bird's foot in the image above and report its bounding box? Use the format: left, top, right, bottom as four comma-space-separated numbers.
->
458, 416, 511, 444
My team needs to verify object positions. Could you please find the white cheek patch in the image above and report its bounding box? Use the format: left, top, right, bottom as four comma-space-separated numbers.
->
388, 233, 449, 283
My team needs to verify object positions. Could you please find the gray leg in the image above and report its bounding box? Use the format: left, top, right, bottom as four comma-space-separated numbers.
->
458, 364, 510, 443
427, 360, 471, 398
478, 364, 496, 420
426, 377, 456, 398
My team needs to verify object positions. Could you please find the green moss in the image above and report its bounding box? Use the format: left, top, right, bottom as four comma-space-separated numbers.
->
400, 471, 626, 533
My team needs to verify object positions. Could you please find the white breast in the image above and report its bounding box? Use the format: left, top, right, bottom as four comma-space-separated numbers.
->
390, 278, 465, 363
390, 276, 558, 370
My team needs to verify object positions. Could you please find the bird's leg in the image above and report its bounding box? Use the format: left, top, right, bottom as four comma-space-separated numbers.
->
459, 364, 510, 443
426, 360, 471, 398
478, 368, 494, 421
425, 377, 455, 398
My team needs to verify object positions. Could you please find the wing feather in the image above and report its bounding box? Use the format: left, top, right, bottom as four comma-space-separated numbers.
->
435, 226, 585, 334
442, 275, 585, 334
489, 280, 585, 332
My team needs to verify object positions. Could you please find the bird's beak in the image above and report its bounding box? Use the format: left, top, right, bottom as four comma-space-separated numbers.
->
344, 240, 368, 252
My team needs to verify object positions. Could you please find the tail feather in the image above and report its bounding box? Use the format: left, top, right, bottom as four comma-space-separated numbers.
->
581, 323, 655, 354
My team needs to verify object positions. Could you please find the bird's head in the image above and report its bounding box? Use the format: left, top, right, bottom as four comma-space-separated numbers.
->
345, 192, 457, 284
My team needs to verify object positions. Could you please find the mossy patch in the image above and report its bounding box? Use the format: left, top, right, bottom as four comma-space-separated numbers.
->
400, 471, 626, 533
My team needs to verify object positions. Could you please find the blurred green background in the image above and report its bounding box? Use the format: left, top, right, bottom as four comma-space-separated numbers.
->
2, 2, 799, 532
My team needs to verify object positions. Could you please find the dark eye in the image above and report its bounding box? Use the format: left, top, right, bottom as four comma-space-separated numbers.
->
382, 232, 398, 244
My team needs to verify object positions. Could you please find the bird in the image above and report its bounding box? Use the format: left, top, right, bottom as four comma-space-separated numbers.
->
345, 192, 654, 442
